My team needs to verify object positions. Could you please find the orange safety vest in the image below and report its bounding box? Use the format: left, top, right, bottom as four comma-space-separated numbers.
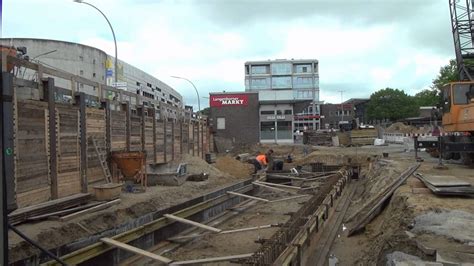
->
256, 154, 267, 165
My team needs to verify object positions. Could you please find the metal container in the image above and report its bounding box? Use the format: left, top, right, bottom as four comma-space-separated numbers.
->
111, 151, 145, 180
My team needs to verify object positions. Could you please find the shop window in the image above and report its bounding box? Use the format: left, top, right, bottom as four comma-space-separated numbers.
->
260, 121, 275, 140
217, 117, 226, 130
277, 121, 292, 139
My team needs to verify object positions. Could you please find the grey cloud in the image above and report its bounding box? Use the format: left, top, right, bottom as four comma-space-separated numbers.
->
194, 0, 452, 55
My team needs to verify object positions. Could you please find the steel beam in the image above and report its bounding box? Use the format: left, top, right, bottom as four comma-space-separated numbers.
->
1, 72, 16, 266
75, 92, 88, 193
44, 78, 58, 199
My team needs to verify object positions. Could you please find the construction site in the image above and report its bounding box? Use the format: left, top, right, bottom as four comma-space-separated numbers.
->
2, 0, 474, 266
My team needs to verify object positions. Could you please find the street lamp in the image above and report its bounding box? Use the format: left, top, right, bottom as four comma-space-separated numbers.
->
170, 76, 201, 113
74, 0, 118, 83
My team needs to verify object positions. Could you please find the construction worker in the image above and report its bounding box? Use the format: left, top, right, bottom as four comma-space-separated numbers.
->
256, 152, 268, 170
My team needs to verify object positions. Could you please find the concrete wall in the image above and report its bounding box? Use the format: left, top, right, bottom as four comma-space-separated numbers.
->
209, 93, 259, 147
0, 38, 182, 107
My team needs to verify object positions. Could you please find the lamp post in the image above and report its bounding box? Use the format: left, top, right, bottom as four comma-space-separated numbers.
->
170, 76, 201, 113
74, 0, 118, 83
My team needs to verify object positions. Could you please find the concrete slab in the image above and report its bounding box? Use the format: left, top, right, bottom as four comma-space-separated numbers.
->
422, 175, 471, 187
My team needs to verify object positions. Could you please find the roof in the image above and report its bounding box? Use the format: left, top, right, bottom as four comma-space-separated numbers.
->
244, 59, 318, 65
343, 98, 370, 105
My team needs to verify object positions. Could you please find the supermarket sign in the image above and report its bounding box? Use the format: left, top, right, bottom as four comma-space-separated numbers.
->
210, 94, 248, 107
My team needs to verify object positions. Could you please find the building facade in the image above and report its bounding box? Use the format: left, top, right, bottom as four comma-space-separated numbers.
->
0, 38, 182, 109
244, 59, 321, 131
209, 92, 260, 146
320, 103, 355, 130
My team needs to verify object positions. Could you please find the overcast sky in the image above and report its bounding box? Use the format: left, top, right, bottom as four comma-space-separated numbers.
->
4, 0, 453, 108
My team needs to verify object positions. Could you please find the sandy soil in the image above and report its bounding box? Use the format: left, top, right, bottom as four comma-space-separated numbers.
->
328, 145, 474, 265
8, 154, 251, 263
161, 195, 309, 263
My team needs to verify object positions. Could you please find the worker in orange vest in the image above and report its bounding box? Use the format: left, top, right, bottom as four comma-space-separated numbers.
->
256, 153, 268, 169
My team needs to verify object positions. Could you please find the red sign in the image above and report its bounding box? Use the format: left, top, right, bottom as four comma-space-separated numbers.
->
210, 94, 249, 107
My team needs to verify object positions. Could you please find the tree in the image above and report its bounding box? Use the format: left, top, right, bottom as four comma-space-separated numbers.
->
200, 107, 210, 116
431, 59, 459, 93
414, 89, 441, 107
366, 88, 418, 121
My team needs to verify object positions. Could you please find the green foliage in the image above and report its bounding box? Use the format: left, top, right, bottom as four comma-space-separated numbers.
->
431, 59, 458, 93
200, 107, 210, 116
414, 89, 441, 107
366, 88, 418, 121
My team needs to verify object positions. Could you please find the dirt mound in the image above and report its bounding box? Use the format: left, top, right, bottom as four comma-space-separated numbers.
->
214, 155, 253, 179
386, 122, 418, 134
386, 122, 436, 134
182, 154, 232, 179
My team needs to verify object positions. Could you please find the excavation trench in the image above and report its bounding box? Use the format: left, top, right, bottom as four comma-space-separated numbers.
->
33, 164, 353, 266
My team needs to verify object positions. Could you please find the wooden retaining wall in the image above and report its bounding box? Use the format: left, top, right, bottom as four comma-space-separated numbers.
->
12, 88, 212, 209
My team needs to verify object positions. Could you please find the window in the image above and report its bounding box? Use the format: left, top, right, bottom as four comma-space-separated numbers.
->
251, 77, 270, 89
79, 83, 84, 89
294, 90, 312, 99
276, 110, 283, 115
93, 59, 96, 64
271, 63, 292, 75
92, 72, 96, 78
272, 76, 292, 89
251, 65, 269, 74
261, 110, 274, 115
293, 77, 313, 88
79, 70, 84, 75
294, 64, 312, 73
245, 65, 250, 75
147, 83, 152, 88
217, 117, 226, 130
453, 84, 472, 104
79, 56, 84, 61
136, 81, 141, 86
277, 121, 292, 139
156, 86, 162, 92
260, 121, 275, 140
284, 110, 292, 115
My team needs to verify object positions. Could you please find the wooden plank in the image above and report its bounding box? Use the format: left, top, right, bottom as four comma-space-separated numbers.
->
220, 224, 276, 234
100, 237, 172, 264
252, 182, 294, 193
170, 253, 253, 265
163, 214, 222, 233
347, 164, 420, 236
270, 195, 311, 203
9, 193, 90, 224
60, 199, 121, 222
27, 202, 104, 221
226, 191, 270, 203
253, 181, 301, 190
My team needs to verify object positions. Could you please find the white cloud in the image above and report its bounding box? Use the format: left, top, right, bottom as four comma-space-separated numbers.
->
4, 0, 455, 109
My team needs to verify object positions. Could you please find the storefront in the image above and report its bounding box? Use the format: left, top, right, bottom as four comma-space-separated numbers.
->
259, 104, 294, 143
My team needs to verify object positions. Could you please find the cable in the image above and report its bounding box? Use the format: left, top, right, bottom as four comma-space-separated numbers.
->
7, 223, 68, 265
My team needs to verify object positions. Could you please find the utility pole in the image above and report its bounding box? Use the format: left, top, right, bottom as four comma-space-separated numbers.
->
338, 90, 345, 122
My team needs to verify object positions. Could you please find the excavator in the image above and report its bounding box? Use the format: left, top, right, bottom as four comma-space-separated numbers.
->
420, 0, 474, 164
